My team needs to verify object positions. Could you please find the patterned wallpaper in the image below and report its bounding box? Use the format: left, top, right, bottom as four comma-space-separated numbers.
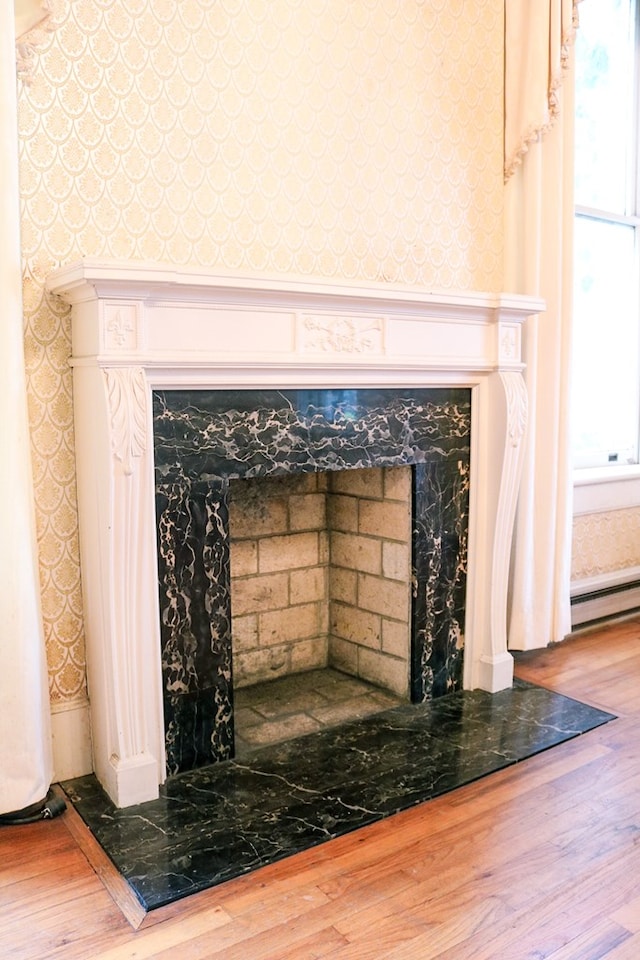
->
18, 0, 505, 704
572, 508, 640, 582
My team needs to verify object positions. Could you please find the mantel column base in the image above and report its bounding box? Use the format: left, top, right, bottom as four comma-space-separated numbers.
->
474, 652, 515, 693
97, 752, 160, 808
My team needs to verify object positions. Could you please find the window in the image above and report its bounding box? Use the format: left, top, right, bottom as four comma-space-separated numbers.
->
572, 0, 640, 469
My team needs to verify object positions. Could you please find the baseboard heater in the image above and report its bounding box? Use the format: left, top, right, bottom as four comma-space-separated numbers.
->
571, 576, 640, 628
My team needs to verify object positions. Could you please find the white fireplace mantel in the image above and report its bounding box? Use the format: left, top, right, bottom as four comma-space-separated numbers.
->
47, 259, 544, 808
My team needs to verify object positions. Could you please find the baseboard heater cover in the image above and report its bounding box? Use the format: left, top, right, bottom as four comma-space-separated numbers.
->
571, 578, 640, 627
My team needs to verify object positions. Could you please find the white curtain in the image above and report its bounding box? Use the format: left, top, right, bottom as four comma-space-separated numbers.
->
0, 2, 53, 814
504, 2, 579, 650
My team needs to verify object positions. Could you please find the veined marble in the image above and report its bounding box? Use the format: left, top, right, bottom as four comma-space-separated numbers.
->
62, 680, 615, 912
153, 388, 470, 775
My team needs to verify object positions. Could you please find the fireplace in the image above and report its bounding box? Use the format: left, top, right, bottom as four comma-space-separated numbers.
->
47, 259, 543, 807
153, 387, 470, 774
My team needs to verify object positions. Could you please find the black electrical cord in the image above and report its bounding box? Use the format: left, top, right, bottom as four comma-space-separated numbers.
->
0, 789, 66, 826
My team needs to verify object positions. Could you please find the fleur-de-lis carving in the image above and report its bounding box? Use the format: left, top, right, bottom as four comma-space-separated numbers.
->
500, 327, 518, 360
107, 308, 136, 348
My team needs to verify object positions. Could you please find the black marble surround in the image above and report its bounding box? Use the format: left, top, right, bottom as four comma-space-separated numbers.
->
62, 680, 615, 912
153, 388, 471, 776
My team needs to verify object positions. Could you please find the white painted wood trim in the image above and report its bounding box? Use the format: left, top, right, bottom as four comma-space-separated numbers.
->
571, 567, 640, 627
47, 259, 543, 807
50, 698, 93, 782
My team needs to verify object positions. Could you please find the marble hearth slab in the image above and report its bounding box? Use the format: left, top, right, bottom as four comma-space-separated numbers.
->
61, 681, 615, 913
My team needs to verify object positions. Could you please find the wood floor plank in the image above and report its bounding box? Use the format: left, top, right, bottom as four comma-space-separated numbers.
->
2, 620, 640, 960
274, 925, 349, 960
0, 834, 80, 890
425, 845, 640, 960
611, 893, 640, 934
81, 905, 233, 960
600, 932, 640, 959
544, 921, 632, 960
0, 889, 126, 960
0, 851, 105, 920
193, 868, 424, 960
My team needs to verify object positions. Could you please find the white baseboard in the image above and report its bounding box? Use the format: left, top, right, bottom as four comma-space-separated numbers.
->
50, 698, 93, 782
571, 567, 640, 628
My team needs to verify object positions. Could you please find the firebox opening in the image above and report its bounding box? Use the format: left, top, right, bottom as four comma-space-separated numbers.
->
228, 465, 413, 754
154, 385, 470, 778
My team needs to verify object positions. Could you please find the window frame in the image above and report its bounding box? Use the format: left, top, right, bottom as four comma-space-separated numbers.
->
572, 0, 640, 475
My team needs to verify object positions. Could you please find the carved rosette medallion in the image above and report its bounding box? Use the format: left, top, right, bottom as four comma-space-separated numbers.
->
105, 367, 147, 475
300, 315, 384, 355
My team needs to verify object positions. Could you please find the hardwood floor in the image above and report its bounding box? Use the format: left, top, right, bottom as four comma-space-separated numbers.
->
2, 617, 640, 959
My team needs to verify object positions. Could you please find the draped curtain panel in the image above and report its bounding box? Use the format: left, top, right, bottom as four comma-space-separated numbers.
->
504, 0, 579, 181
0, 1, 53, 815
504, 1, 580, 650
14, 0, 50, 37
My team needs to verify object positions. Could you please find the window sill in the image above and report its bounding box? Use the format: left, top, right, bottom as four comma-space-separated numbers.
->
573, 464, 640, 514
574, 464, 640, 486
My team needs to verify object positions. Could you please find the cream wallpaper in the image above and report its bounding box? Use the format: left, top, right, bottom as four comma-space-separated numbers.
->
18, 0, 505, 704
572, 508, 640, 582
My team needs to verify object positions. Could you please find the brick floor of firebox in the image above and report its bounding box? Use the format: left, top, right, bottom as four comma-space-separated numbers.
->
233, 668, 405, 757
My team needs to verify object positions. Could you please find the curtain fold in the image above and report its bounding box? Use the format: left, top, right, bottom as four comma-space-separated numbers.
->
504, 4, 578, 650
504, 0, 579, 181
0, 1, 52, 814
14, 0, 50, 39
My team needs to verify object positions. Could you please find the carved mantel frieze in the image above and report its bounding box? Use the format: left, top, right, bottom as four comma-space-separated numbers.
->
300, 315, 385, 355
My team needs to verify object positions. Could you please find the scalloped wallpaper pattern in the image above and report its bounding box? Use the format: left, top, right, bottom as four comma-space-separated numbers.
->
18, 0, 506, 704
572, 508, 640, 582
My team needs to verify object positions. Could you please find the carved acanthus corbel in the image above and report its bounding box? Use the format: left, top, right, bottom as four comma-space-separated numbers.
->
105, 367, 148, 476
501, 371, 528, 448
